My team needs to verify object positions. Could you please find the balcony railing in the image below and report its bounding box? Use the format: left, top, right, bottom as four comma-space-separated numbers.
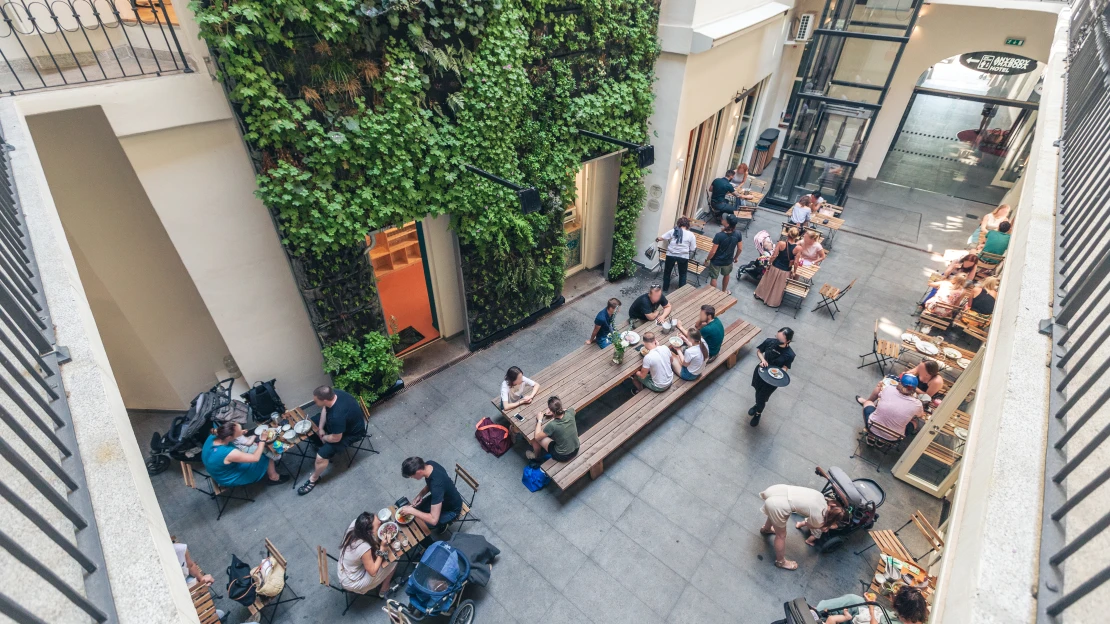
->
1038, 1, 1110, 621
0, 0, 191, 96
0, 131, 116, 621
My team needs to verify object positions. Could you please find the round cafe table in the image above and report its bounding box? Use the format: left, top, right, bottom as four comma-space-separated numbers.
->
757, 366, 791, 387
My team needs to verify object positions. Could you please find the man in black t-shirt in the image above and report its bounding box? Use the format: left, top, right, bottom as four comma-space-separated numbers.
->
709, 169, 740, 225
705, 216, 744, 295
628, 285, 672, 327
399, 457, 463, 531
297, 386, 367, 495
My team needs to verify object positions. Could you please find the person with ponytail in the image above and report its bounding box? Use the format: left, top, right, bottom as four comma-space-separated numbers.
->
671, 327, 708, 381
656, 216, 697, 291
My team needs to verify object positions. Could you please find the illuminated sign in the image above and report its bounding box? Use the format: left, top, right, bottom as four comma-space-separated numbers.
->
959, 51, 1038, 75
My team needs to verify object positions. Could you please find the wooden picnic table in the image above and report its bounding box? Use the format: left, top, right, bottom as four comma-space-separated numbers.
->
490, 285, 738, 443
256, 407, 314, 457
899, 329, 975, 375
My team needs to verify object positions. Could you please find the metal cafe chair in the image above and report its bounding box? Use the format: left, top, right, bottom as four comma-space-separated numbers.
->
181, 462, 253, 521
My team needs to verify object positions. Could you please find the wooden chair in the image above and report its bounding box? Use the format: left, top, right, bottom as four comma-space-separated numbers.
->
858, 320, 901, 376
449, 464, 481, 532
182, 462, 254, 521
190, 582, 222, 624
747, 178, 769, 194
812, 279, 856, 320
781, 277, 811, 319
953, 309, 991, 343
248, 539, 304, 624
917, 300, 961, 333
318, 545, 372, 616
345, 396, 381, 466
858, 510, 945, 566
851, 420, 906, 473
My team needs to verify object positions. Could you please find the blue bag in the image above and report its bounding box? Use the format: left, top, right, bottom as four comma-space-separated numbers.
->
522, 463, 549, 492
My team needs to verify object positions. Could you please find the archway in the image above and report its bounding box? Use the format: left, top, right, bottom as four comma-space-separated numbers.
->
876, 51, 1044, 204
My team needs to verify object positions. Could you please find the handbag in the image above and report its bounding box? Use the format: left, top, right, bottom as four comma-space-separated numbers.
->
474, 417, 513, 457
253, 556, 285, 597
226, 554, 257, 606
644, 245, 656, 260
522, 462, 549, 492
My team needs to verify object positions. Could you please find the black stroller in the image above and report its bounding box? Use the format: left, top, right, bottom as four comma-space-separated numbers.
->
810, 466, 885, 553
146, 378, 246, 475
773, 596, 896, 624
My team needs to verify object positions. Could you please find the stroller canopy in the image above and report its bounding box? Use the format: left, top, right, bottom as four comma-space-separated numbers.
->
406, 542, 471, 614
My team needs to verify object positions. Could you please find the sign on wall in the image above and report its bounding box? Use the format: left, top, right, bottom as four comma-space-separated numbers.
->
959, 51, 1038, 75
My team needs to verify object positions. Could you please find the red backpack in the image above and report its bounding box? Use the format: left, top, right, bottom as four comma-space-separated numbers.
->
474, 418, 513, 457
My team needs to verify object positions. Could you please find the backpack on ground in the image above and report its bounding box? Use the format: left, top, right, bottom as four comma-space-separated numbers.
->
475, 417, 513, 457
243, 379, 285, 423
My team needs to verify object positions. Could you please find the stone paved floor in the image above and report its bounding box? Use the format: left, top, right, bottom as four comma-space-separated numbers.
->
132, 191, 984, 623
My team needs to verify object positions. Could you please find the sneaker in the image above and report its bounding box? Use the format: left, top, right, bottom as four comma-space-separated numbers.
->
525, 450, 536, 460
750, 413, 762, 427
748, 406, 757, 416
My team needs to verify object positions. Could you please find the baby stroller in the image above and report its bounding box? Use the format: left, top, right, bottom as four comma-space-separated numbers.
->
810, 466, 885, 554
738, 229, 775, 283
773, 596, 895, 624
145, 378, 250, 475
383, 542, 476, 624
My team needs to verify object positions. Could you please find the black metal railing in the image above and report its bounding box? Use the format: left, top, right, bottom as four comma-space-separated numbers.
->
1038, 1, 1110, 620
0, 133, 116, 620
0, 0, 191, 96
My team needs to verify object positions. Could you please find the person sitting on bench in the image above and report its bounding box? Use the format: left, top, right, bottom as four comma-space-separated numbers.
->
676, 304, 723, 360
628, 284, 672, 327
587, 298, 621, 347
790, 195, 814, 226
671, 328, 708, 381
526, 396, 580, 462
399, 457, 463, 533
500, 366, 539, 411
632, 332, 674, 393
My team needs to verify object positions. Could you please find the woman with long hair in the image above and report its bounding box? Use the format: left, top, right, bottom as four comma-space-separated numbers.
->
759, 485, 850, 570
337, 511, 397, 597
794, 229, 827, 266
754, 228, 800, 307
942, 253, 979, 279
201, 422, 287, 487
500, 366, 539, 411
967, 276, 1000, 315
656, 216, 697, 291
924, 274, 968, 316
968, 203, 1012, 246
671, 327, 709, 381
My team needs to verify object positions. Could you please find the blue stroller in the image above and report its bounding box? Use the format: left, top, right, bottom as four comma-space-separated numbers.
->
383, 542, 476, 624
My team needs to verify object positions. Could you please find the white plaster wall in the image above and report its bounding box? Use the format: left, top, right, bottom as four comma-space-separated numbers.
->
119, 119, 328, 402
636, 14, 788, 266
854, 0, 1063, 179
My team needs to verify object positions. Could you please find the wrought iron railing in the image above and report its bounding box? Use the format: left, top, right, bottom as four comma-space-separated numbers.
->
1038, 1, 1110, 620
0, 133, 116, 621
0, 0, 191, 96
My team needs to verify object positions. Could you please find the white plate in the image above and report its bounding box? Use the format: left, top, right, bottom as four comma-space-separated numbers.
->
377, 521, 400, 541
943, 347, 962, 359
901, 332, 916, 343
281, 424, 292, 431
882, 377, 897, 387
254, 425, 268, 436
957, 358, 971, 369
916, 341, 939, 356
621, 331, 641, 346
293, 419, 312, 434
282, 430, 297, 441
954, 427, 969, 440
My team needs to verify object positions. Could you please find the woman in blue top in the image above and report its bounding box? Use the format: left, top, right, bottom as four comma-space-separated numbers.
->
202, 422, 288, 487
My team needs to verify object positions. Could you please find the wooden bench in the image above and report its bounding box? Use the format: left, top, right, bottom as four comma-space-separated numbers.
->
490, 286, 738, 443
191, 583, 221, 624
541, 318, 761, 489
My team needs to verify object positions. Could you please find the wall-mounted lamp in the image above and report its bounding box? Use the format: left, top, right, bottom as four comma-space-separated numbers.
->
463, 164, 542, 214
574, 129, 655, 168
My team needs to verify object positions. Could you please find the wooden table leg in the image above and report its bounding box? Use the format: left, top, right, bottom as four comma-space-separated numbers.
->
589, 461, 604, 480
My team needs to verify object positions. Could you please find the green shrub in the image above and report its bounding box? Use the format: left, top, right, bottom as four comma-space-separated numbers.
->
321, 332, 403, 402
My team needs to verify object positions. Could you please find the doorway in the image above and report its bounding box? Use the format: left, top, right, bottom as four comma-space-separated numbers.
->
564, 152, 621, 280
877, 53, 1042, 204
368, 222, 440, 355
678, 110, 727, 219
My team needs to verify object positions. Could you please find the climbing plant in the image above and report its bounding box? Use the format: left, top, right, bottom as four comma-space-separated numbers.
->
192, 0, 659, 354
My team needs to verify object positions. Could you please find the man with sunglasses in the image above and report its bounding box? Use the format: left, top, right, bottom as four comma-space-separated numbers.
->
628, 284, 672, 328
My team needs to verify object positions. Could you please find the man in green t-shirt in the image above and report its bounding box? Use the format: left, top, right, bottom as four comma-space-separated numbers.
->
979, 221, 1012, 261
526, 397, 579, 462
678, 304, 724, 359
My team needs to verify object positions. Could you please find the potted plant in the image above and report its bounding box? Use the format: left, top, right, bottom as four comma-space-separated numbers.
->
610, 330, 626, 364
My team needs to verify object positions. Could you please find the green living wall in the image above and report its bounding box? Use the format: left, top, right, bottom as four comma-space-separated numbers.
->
192, 0, 659, 372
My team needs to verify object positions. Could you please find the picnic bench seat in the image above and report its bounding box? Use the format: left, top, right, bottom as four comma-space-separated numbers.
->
541, 318, 761, 489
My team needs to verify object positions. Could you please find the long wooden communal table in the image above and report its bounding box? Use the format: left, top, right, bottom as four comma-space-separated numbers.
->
489, 285, 737, 444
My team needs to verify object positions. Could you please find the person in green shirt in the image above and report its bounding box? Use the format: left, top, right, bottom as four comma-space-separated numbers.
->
677, 304, 724, 359
526, 397, 579, 462
979, 220, 1011, 260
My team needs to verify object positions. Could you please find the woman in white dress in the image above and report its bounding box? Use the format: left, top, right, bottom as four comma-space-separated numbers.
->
338, 512, 397, 597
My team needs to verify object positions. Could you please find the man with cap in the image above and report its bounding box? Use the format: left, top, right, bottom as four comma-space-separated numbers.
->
856, 373, 925, 439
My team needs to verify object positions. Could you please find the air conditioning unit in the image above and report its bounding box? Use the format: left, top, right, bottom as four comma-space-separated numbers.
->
795, 13, 816, 42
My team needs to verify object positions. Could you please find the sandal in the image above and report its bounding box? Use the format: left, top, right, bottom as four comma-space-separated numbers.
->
760, 527, 776, 536
297, 478, 318, 496
775, 559, 799, 571
855, 395, 866, 406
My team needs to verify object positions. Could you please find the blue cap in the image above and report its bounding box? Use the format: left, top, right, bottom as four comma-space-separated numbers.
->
900, 373, 919, 388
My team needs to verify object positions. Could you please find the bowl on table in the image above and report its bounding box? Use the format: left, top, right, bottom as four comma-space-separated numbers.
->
957, 357, 971, 369
668, 336, 684, 349
282, 430, 297, 441
639, 346, 649, 357
377, 521, 400, 542
943, 347, 962, 359
621, 331, 641, 346
395, 508, 415, 525
901, 332, 916, 343
293, 419, 313, 435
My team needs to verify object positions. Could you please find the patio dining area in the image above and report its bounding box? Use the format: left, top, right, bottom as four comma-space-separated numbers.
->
130, 185, 993, 623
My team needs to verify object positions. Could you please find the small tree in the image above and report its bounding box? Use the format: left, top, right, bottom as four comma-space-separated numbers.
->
322, 331, 403, 403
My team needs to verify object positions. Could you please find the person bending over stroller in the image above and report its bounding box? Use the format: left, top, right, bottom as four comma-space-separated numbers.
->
758, 484, 848, 570
816, 586, 928, 623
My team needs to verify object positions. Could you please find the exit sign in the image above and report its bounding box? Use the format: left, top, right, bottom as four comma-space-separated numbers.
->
1006, 38, 1025, 46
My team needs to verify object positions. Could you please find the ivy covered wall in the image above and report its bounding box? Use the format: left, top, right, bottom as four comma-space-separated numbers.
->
192, 0, 659, 352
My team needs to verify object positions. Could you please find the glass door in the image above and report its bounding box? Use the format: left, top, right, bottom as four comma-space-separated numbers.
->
770, 102, 871, 204
892, 349, 983, 497
728, 84, 763, 171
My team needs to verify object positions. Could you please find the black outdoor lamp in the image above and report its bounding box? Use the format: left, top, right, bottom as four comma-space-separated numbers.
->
463, 164, 542, 214
574, 129, 655, 169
